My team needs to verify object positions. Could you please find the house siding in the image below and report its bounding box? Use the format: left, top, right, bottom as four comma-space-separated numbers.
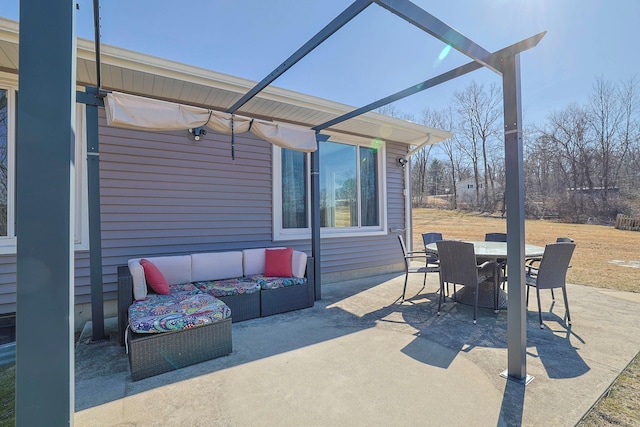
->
0, 108, 408, 317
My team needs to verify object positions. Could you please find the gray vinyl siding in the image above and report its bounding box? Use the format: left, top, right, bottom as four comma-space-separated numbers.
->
93, 109, 279, 303
0, 256, 16, 312
0, 108, 408, 314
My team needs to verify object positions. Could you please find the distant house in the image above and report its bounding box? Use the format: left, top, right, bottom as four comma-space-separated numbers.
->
0, 17, 451, 329
455, 178, 483, 204
567, 186, 620, 199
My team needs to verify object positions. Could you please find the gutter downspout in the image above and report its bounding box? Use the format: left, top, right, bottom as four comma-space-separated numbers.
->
403, 133, 432, 251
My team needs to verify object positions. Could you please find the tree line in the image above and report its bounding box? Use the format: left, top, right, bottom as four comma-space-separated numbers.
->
385, 76, 640, 223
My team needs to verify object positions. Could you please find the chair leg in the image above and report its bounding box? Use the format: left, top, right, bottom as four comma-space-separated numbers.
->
536, 287, 543, 329
437, 280, 444, 316
551, 288, 555, 301
473, 286, 478, 325
526, 285, 530, 306
494, 268, 500, 314
401, 274, 409, 303
561, 286, 571, 325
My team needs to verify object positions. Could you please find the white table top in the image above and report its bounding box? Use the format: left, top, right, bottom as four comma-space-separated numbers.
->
425, 240, 545, 259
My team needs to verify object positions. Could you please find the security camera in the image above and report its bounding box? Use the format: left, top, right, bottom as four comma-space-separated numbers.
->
188, 127, 207, 141
396, 156, 408, 167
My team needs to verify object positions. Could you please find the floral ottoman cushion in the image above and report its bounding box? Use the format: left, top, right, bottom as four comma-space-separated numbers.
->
248, 275, 307, 290
128, 292, 231, 333
193, 278, 261, 297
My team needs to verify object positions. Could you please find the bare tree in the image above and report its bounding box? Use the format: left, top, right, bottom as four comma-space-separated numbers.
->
375, 104, 416, 122
454, 81, 502, 211
614, 77, 640, 198
422, 106, 460, 208
588, 77, 623, 202
538, 103, 597, 221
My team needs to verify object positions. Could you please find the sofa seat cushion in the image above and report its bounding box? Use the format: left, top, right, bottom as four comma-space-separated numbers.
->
249, 275, 307, 290
193, 278, 261, 297
169, 282, 201, 294
128, 293, 231, 334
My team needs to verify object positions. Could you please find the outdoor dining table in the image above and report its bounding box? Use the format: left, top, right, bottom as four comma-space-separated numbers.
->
425, 240, 545, 310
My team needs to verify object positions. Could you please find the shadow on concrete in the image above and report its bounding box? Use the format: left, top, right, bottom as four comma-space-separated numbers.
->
498, 377, 526, 425
391, 289, 590, 380
74, 273, 590, 412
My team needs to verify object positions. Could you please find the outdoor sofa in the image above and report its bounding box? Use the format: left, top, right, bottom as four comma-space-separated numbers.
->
117, 247, 314, 380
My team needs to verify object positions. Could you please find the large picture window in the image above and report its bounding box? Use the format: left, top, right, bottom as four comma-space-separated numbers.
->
0, 79, 88, 253
281, 148, 307, 229
274, 136, 386, 240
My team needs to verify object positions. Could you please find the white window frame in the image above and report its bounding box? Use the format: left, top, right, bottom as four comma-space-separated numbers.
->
0, 74, 88, 254
273, 133, 388, 241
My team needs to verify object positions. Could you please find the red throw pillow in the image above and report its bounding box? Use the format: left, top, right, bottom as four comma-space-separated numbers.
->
140, 258, 170, 295
264, 248, 293, 277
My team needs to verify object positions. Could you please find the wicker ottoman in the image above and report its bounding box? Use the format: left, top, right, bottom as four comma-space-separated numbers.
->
127, 317, 232, 381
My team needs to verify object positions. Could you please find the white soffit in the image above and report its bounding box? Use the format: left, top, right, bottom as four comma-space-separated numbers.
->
0, 17, 451, 146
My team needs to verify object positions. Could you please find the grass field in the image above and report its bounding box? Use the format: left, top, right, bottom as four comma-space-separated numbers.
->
412, 208, 640, 292
0, 364, 14, 427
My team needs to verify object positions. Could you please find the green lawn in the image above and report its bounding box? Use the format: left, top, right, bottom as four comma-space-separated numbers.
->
0, 364, 14, 427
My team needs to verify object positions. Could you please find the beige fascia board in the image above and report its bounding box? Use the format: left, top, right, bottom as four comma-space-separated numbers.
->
76, 39, 255, 96
0, 17, 18, 41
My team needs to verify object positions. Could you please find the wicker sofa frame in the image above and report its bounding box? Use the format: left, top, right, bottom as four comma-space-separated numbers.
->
117, 255, 315, 380
117, 265, 233, 381
127, 317, 232, 381
261, 256, 315, 317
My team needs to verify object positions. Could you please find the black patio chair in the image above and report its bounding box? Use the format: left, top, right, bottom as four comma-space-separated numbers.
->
422, 232, 445, 294
436, 240, 500, 324
484, 232, 507, 242
525, 242, 576, 329
555, 237, 575, 243
398, 235, 439, 303
485, 232, 507, 288
525, 237, 576, 300
422, 232, 443, 258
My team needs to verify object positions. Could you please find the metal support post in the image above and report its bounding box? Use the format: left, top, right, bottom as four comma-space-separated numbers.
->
501, 53, 532, 384
16, 0, 76, 424
311, 133, 329, 300
85, 87, 106, 341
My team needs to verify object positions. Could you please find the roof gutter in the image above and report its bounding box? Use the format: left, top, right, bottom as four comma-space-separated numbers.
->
404, 133, 435, 160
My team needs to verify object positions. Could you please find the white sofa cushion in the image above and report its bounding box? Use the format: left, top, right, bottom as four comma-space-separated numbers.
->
292, 251, 308, 279
192, 251, 243, 282
128, 259, 148, 301
129, 255, 192, 300
243, 247, 307, 278
128, 248, 307, 301
243, 248, 268, 276
145, 255, 192, 286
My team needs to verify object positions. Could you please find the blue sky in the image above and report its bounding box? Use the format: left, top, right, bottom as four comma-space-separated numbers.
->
3, 0, 639, 126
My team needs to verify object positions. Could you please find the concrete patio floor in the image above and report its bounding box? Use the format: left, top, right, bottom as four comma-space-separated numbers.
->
74, 273, 640, 426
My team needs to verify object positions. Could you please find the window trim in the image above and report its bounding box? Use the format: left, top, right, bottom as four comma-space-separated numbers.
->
272, 133, 388, 241
0, 75, 88, 254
